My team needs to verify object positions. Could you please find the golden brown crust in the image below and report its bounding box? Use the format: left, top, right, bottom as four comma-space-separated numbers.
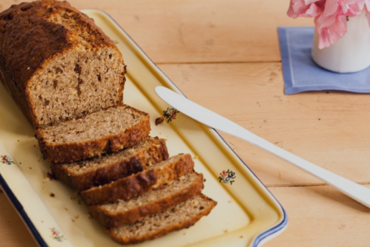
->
107, 194, 217, 245
35, 106, 150, 163
80, 154, 194, 206
51, 137, 169, 192
0, 1, 71, 94
0, 0, 125, 128
89, 172, 204, 227
0, 62, 34, 125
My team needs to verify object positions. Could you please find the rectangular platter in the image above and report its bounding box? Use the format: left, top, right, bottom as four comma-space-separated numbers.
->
0, 9, 287, 247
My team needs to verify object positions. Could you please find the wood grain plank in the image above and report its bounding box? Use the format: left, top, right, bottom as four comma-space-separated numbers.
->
1, 0, 313, 63
158, 63, 370, 186
264, 185, 370, 247
0, 193, 38, 247
0, 2, 368, 247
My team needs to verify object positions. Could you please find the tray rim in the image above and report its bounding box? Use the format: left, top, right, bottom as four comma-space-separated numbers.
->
0, 9, 288, 247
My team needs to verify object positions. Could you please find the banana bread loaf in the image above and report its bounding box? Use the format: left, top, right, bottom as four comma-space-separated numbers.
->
51, 136, 169, 192
80, 154, 194, 206
0, 0, 126, 129
89, 172, 204, 227
35, 105, 150, 163
0, 2, 218, 245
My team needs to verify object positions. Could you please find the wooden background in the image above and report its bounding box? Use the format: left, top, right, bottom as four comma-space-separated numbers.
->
1, 0, 370, 246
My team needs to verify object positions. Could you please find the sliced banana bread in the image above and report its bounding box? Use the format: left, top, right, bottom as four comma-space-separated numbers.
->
51, 136, 168, 192
80, 153, 194, 206
35, 105, 150, 163
89, 172, 204, 227
107, 194, 217, 245
0, 1, 126, 129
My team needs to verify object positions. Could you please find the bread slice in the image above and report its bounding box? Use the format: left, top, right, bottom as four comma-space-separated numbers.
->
89, 172, 204, 227
0, 1, 126, 129
51, 136, 168, 192
107, 194, 217, 245
80, 153, 194, 206
35, 105, 150, 163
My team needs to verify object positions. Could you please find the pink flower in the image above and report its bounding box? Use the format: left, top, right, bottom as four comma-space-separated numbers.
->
340, 0, 364, 16
220, 170, 227, 178
287, 0, 325, 18
288, 0, 370, 48
314, 0, 346, 48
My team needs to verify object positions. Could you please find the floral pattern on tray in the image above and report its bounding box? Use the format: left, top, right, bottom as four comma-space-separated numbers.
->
163, 107, 180, 123
1, 155, 14, 165
50, 227, 66, 242
218, 169, 236, 185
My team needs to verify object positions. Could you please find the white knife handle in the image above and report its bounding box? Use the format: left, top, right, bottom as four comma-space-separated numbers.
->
228, 122, 370, 208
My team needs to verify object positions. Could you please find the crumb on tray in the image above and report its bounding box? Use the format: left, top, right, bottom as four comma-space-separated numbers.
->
155, 117, 164, 126
46, 172, 55, 180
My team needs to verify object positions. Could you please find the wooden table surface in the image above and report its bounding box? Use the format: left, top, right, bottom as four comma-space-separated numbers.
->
1, 0, 370, 246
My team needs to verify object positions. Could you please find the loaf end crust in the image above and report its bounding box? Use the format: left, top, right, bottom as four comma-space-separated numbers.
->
107, 194, 217, 245
89, 172, 204, 227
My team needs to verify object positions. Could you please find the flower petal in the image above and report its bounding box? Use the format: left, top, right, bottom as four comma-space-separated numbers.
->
316, 14, 348, 49
288, 0, 324, 18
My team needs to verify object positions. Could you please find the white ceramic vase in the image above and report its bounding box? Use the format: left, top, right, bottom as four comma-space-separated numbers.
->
311, 11, 370, 73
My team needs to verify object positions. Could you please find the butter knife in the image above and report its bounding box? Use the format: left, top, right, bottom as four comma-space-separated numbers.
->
155, 86, 370, 208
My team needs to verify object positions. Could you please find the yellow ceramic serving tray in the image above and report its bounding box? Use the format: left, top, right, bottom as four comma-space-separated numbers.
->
0, 10, 287, 247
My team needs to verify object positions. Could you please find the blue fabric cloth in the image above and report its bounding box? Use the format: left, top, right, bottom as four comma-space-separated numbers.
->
278, 27, 370, 94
